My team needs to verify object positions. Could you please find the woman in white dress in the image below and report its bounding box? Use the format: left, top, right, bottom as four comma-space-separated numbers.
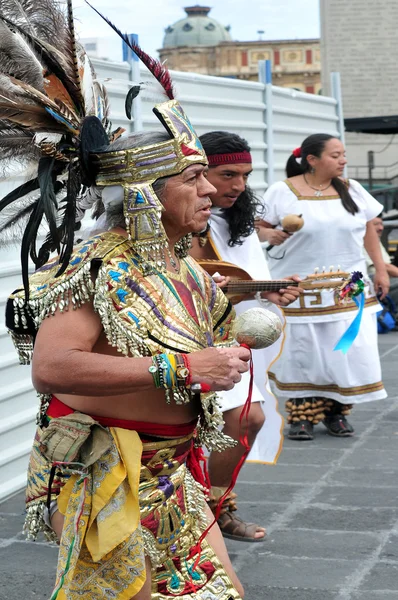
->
258, 134, 389, 440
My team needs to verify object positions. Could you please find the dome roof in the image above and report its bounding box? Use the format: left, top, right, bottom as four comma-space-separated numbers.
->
163, 6, 232, 48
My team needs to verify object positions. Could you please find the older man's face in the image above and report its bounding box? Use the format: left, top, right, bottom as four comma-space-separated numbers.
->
160, 164, 216, 238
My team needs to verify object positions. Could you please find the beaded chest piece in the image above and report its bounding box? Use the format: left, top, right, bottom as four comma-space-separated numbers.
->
7, 232, 235, 451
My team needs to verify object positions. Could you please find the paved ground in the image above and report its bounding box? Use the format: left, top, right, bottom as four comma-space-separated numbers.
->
1, 334, 398, 599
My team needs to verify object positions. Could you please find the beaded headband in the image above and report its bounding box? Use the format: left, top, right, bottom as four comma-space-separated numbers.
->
207, 151, 252, 166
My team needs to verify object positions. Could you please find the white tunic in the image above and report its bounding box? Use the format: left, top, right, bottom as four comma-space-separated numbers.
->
209, 211, 284, 463
262, 179, 387, 404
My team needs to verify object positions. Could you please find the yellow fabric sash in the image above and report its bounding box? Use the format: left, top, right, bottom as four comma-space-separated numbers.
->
54, 427, 145, 600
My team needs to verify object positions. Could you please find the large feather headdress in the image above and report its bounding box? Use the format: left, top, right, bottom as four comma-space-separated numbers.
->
0, 0, 117, 294
0, 0, 208, 291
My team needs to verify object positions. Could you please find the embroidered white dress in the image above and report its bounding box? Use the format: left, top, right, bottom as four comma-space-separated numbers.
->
262, 178, 387, 404
209, 211, 284, 463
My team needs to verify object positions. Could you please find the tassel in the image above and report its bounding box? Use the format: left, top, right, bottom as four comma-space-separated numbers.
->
334, 292, 365, 354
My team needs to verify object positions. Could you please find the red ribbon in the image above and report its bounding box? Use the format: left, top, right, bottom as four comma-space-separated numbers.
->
191, 343, 254, 574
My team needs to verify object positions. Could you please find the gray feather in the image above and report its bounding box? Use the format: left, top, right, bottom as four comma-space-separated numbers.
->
0, 21, 44, 90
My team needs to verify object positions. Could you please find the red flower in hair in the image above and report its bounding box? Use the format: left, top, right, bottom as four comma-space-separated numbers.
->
292, 147, 302, 158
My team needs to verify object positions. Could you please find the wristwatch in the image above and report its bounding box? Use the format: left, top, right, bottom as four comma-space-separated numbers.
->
176, 365, 190, 380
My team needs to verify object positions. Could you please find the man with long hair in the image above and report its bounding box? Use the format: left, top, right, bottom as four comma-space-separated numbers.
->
190, 131, 299, 542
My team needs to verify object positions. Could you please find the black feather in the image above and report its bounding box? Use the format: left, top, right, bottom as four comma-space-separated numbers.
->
56, 162, 80, 276
34, 180, 65, 266
37, 156, 59, 257
20, 199, 44, 298
0, 178, 39, 212
0, 200, 36, 237
80, 115, 109, 186
125, 85, 140, 120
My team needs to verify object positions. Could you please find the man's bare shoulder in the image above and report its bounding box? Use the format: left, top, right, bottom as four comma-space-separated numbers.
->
11, 231, 127, 304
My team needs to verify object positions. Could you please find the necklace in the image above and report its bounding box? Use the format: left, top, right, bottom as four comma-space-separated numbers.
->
303, 174, 332, 197
167, 248, 180, 272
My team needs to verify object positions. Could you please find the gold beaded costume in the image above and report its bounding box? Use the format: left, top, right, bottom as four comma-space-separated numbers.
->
16, 229, 236, 598
1, 1, 242, 598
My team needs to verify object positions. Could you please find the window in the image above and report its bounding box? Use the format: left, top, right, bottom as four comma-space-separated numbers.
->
306, 49, 312, 64
84, 42, 97, 52
241, 50, 248, 67
274, 50, 280, 66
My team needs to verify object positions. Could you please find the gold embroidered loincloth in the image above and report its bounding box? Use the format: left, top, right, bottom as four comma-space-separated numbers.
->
25, 425, 241, 599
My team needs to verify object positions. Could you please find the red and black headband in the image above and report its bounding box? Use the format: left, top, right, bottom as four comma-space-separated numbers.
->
207, 151, 252, 167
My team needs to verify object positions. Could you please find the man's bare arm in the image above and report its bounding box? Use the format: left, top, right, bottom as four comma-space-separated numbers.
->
32, 300, 153, 396
32, 301, 251, 396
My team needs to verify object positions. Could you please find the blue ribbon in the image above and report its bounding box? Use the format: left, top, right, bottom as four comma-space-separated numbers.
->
333, 292, 365, 354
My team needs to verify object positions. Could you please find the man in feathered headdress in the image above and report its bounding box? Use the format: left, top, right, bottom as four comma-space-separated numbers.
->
0, 2, 255, 598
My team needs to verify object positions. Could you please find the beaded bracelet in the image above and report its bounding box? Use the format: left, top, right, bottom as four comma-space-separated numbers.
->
148, 353, 192, 404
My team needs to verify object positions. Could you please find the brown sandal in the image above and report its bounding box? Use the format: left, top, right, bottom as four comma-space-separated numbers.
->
208, 491, 266, 543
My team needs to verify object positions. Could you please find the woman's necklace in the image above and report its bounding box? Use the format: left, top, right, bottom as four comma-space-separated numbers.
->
303, 173, 333, 197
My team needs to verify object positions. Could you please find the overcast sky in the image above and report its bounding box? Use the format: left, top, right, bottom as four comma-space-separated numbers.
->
74, 0, 320, 59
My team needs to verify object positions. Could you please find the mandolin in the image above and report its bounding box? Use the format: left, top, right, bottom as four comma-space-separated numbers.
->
198, 259, 350, 305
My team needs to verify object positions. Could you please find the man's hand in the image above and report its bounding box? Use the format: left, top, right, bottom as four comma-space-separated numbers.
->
374, 268, 390, 300
261, 275, 302, 307
189, 346, 251, 391
213, 274, 231, 289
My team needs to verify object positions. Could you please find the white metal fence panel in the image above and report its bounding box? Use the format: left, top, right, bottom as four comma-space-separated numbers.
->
0, 58, 342, 501
0, 241, 36, 500
270, 86, 340, 183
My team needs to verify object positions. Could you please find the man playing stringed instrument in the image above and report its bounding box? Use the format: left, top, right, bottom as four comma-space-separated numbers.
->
190, 131, 301, 542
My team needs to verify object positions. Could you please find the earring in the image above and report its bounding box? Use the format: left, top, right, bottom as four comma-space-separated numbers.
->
310, 167, 315, 175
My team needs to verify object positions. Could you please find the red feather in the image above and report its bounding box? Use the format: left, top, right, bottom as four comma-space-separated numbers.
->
85, 1, 175, 100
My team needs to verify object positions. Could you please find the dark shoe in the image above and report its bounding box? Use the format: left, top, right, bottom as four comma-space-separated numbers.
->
323, 414, 354, 437
288, 420, 314, 440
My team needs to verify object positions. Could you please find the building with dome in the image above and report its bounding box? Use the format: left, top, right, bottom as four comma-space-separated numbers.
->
163, 5, 232, 48
159, 6, 321, 94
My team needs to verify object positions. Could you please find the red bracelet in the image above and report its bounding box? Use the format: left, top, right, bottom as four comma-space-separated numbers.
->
182, 353, 192, 386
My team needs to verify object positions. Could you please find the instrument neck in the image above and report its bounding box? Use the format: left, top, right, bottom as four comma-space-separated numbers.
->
225, 280, 299, 293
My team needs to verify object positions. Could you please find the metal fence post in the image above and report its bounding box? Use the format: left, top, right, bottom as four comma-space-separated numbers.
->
258, 59, 274, 186
368, 150, 374, 191
330, 72, 347, 177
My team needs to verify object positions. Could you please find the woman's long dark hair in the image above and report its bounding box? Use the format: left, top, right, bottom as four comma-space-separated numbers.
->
200, 131, 264, 246
286, 133, 358, 215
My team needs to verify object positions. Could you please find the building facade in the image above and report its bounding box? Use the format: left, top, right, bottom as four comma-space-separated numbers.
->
320, 0, 398, 181
159, 6, 321, 94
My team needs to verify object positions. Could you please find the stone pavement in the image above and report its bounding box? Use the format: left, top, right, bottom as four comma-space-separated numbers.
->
1, 333, 398, 599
